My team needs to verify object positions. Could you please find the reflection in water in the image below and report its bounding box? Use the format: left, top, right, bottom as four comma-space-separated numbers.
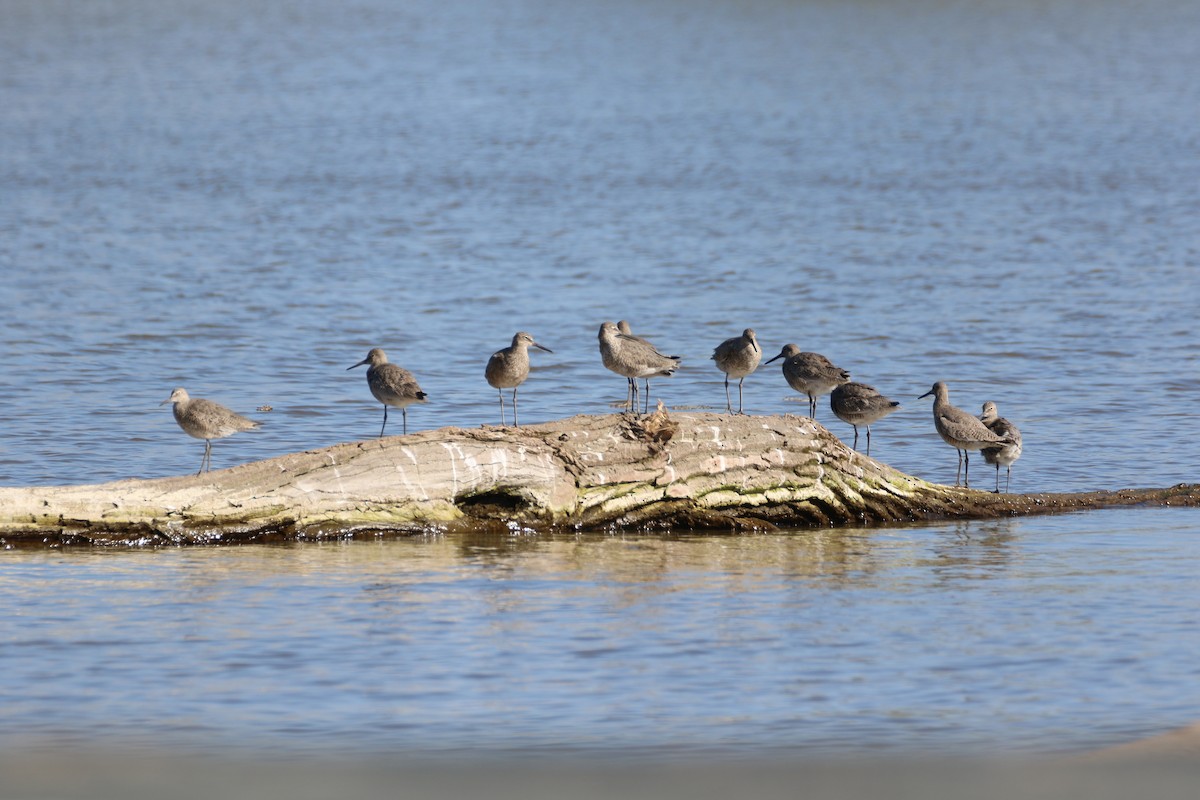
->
1, 510, 1198, 758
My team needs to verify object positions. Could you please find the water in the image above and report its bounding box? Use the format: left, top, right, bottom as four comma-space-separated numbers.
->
2, 0, 1200, 759
2, 0, 1198, 489
2, 510, 1199, 757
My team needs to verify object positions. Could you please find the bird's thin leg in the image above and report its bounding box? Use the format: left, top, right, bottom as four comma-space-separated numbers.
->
963, 451, 970, 488
724, 375, 732, 414
402, 407, 408, 436
498, 388, 506, 427
379, 406, 388, 438
738, 377, 745, 415
643, 379, 651, 415
809, 395, 816, 418
1005, 466, 1012, 494
852, 425, 859, 451
955, 449, 963, 486
994, 464, 1001, 494
512, 386, 519, 428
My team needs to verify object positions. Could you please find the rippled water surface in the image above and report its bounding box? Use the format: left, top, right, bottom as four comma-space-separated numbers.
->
2, 0, 1200, 759
3, 511, 1200, 757
2, 0, 1199, 489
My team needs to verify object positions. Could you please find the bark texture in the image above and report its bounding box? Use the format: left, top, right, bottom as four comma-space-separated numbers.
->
1, 412, 1196, 547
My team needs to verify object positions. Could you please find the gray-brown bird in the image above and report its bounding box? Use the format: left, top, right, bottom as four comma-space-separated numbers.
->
765, 344, 850, 419
918, 382, 1012, 488
979, 401, 1023, 493
711, 328, 761, 414
599, 321, 680, 414
348, 348, 428, 437
830, 382, 900, 455
485, 331, 553, 427
161, 387, 260, 475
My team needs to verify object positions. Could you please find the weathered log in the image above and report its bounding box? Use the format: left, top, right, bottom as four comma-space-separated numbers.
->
0, 412, 1196, 547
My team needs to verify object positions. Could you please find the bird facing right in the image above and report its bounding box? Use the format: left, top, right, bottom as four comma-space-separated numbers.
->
485, 331, 553, 427
830, 382, 900, 455
979, 401, 1023, 493
711, 328, 761, 414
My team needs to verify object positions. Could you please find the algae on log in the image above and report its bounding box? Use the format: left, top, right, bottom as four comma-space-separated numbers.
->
0, 412, 1196, 547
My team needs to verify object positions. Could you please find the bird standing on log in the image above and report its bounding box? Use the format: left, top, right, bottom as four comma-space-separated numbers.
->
161, 387, 259, 475
485, 331, 553, 427
348, 348, 428, 437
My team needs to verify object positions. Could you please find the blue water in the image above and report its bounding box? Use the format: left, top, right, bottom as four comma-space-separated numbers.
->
2, 510, 1200, 757
2, 0, 1200, 758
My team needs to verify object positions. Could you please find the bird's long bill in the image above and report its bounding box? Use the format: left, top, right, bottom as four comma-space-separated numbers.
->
347, 359, 368, 370
765, 352, 785, 364
918, 390, 933, 399
533, 343, 553, 353
158, 397, 172, 406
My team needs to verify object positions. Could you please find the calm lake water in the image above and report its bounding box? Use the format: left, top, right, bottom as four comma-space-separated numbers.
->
2, 0, 1199, 759
2, 510, 1199, 758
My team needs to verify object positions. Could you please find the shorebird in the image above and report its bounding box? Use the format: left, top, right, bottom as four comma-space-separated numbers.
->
616, 320, 653, 411
161, 387, 259, 475
765, 344, 850, 419
485, 331, 553, 427
830, 382, 900, 455
598, 321, 680, 414
348, 348, 428, 437
979, 401, 1023, 493
711, 328, 761, 414
918, 381, 1012, 488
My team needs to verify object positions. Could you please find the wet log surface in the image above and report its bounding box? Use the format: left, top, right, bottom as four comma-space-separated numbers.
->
0, 412, 1196, 547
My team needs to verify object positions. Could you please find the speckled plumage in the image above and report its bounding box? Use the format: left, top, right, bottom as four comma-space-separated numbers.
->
348, 348, 428, 437
765, 343, 850, 419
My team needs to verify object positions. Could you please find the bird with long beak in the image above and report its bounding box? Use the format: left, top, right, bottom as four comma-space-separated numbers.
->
348, 348, 428, 437
485, 331, 553, 427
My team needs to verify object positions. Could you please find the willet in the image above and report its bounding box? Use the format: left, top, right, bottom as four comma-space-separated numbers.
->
348, 348, 428, 437
616, 320, 682, 414
617, 320, 650, 411
765, 344, 850, 419
485, 331, 553, 427
979, 401, 1023, 493
917, 381, 1011, 488
711, 328, 761, 414
598, 321, 680, 414
830, 382, 900, 455
160, 387, 259, 475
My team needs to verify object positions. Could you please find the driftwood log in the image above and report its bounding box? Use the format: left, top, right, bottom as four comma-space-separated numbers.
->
0, 412, 1196, 547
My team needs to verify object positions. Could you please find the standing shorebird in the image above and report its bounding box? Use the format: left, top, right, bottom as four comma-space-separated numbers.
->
765, 344, 850, 419
485, 331, 553, 427
348, 348, 428, 437
598, 321, 680, 414
918, 381, 1012, 488
830, 382, 900, 455
711, 328, 761, 414
160, 387, 259, 475
979, 401, 1023, 493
